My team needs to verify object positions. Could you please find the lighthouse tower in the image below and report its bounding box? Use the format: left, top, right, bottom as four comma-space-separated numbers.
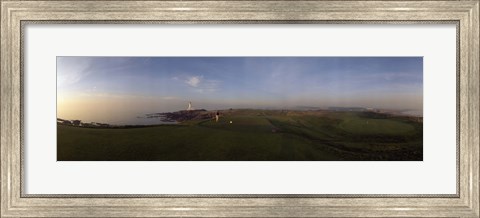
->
187, 102, 194, 111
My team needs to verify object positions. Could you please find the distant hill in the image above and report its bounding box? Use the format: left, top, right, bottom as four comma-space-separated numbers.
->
328, 107, 368, 112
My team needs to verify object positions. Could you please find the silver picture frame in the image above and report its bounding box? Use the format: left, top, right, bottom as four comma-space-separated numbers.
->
1, 1, 478, 217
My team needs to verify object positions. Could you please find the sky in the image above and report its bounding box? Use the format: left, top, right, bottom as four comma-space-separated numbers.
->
57, 57, 423, 124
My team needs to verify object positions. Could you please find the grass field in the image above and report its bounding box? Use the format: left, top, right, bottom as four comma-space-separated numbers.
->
57, 110, 423, 161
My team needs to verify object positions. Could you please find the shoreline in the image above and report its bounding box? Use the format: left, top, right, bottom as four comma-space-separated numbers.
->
57, 109, 423, 129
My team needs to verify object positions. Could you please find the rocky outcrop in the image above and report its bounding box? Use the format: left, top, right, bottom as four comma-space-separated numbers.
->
147, 109, 211, 122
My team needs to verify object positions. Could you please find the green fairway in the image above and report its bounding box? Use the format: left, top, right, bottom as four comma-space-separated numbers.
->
57, 111, 423, 161
338, 114, 415, 135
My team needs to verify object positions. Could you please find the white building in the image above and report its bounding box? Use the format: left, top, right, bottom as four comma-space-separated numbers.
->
187, 102, 194, 111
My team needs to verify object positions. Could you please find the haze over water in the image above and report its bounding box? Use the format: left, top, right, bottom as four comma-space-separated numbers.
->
57, 57, 423, 125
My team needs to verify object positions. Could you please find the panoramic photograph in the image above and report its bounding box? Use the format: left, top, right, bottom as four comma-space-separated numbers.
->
57, 57, 423, 161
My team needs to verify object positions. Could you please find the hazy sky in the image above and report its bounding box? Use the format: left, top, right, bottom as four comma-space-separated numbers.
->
57, 57, 423, 123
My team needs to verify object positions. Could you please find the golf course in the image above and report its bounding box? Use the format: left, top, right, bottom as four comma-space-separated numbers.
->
57, 110, 423, 161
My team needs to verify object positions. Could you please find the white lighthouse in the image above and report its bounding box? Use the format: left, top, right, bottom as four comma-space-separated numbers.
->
187, 101, 194, 111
